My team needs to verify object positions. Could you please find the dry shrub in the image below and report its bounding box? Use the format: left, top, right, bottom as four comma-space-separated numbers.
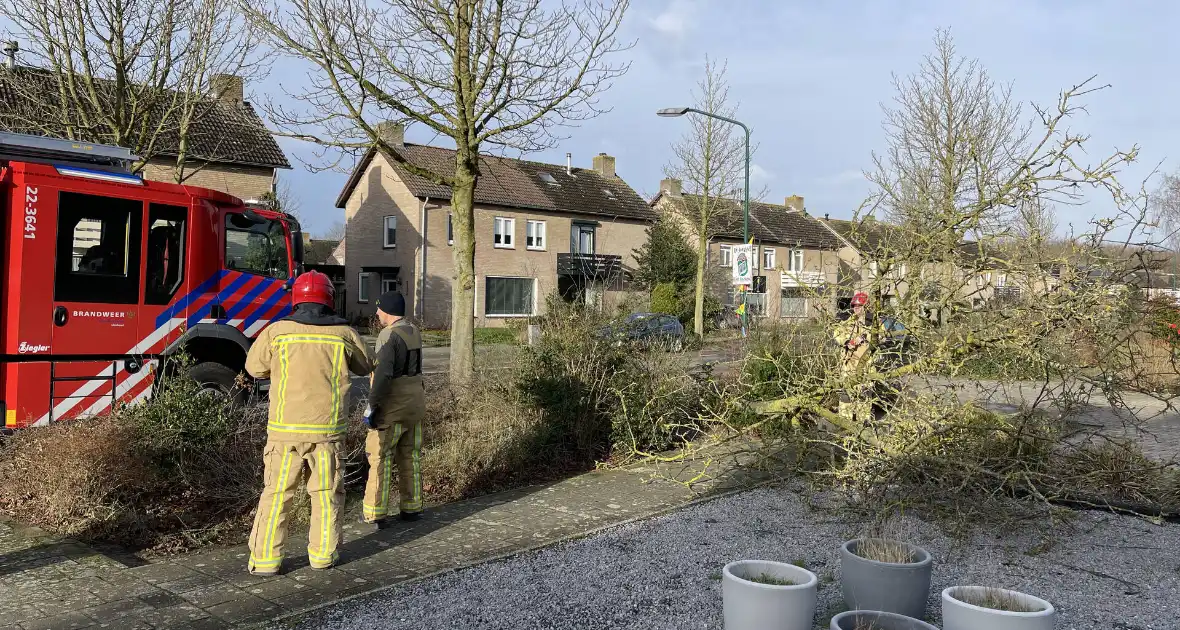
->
0, 373, 267, 553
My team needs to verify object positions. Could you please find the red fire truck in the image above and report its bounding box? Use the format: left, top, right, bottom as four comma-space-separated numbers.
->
0, 132, 303, 429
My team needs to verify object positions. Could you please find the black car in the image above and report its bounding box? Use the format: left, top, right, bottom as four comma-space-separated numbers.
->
595, 312, 686, 351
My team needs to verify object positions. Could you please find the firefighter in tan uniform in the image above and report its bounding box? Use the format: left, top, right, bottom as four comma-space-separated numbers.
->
244, 271, 374, 576
361, 290, 426, 527
834, 291, 873, 423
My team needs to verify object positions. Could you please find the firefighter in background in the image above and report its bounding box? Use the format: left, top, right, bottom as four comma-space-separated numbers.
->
834, 291, 873, 423
244, 271, 374, 576
361, 290, 426, 527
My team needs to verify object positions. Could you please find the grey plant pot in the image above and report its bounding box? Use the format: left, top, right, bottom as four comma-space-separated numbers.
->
941, 586, 1055, 630
831, 610, 940, 630
722, 560, 818, 630
840, 538, 933, 619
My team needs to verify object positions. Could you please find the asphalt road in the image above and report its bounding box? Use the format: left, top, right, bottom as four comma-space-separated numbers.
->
358, 338, 742, 375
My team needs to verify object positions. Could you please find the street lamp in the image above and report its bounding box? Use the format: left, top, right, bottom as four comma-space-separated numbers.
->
657, 106, 751, 333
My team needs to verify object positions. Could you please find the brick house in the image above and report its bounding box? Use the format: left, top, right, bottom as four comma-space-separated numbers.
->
334, 124, 655, 328
0, 69, 290, 202
650, 180, 842, 319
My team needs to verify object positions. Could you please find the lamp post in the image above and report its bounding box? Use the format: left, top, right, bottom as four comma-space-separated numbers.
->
657, 107, 751, 334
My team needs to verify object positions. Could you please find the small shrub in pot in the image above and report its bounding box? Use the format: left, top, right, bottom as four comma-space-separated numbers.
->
830, 610, 941, 630
840, 538, 933, 619
941, 586, 1055, 630
722, 560, 818, 630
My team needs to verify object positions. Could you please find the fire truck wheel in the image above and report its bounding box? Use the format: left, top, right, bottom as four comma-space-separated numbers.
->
187, 362, 248, 406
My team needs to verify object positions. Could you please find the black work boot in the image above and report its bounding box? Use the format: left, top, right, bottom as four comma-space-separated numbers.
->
399, 511, 422, 522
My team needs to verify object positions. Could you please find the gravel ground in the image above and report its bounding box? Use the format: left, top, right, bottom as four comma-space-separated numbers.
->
283, 487, 1180, 630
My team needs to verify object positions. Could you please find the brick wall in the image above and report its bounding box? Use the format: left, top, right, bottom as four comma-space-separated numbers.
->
342, 153, 650, 328
140, 158, 275, 202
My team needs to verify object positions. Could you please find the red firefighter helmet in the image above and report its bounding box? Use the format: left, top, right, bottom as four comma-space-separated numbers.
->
851, 292, 869, 307
292, 270, 335, 308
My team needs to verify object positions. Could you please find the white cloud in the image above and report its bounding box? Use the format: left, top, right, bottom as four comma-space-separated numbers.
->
648, 0, 697, 38
817, 169, 866, 187
750, 163, 774, 182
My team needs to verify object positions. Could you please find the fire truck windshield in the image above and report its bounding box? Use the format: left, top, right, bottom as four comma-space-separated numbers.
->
225, 212, 290, 280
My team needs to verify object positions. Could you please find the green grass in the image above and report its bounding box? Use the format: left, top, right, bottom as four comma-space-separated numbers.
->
420, 327, 520, 347
745, 572, 797, 586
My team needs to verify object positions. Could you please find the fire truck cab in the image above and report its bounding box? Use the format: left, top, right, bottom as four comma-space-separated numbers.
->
0, 132, 302, 429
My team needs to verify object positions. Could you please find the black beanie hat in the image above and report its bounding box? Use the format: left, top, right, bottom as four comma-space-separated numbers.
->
376, 290, 406, 316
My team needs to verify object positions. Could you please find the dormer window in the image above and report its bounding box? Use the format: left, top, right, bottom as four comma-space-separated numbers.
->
538, 172, 560, 186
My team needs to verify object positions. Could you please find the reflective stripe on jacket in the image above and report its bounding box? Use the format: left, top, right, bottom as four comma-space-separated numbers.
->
246, 320, 375, 442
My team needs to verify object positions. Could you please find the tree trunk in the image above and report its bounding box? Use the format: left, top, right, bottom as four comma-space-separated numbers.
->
693, 230, 708, 336
448, 149, 478, 382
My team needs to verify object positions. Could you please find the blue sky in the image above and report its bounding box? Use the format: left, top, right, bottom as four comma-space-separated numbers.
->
265, 0, 1180, 236
7, 1, 1179, 237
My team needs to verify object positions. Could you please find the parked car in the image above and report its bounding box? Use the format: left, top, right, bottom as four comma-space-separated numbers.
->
712, 305, 742, 330
595, 312, 686, 351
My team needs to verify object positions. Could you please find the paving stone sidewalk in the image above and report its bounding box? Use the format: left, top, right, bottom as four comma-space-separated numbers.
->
0, 447, 770, 630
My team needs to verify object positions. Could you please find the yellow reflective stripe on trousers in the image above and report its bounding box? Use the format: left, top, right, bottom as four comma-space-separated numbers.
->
267, 423, 349, 434
254, 447, 295, 566
405, 424, 423, 511
309, 447, 335, 567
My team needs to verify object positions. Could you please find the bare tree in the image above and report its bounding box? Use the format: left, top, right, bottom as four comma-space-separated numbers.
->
728, 30, 1169, 521
869, 29, 1031, 245
241, 0, 631, 381
0, 0, 270, 179
319, 220, 346, 242
664, 58, 750, 336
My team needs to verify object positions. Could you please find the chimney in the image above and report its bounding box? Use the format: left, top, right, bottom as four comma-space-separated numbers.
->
566, 152, 572, 175
3, 41, 18, 70
824, 213, 830, 221
592, 152, 615, 179
660, 178, 682, 197
785, 195, 804, 213
208, 73, 244, 103
376, 122, 404, 148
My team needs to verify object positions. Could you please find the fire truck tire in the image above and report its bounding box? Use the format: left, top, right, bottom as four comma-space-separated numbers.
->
187, 362, 248, 406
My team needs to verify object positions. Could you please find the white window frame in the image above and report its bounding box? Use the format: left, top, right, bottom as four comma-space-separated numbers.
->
762, 247, 776, 270
526, 220, 546, 251
382, 215, 397, 249
358, 272, 372, 303
381, 274, 397, 294
719, 244, 732, 267
787, 248, 804, 273
483, 275, 536, 317
997, 273, 1007, 287
494, 216, 515, 249
447, 213, 454, 246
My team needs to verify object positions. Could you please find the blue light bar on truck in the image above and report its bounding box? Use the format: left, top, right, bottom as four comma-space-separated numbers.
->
54, 165, 143, 185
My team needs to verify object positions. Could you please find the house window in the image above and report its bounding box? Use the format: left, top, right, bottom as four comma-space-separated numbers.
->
447, 213, 454, 245
381, 274, 397, 294
383, 216, 397, 248
526, 220, 546, 250
787, 248, 804, 272
781, 287, 807, 318
358, 272, 372, 303
571, 222, 596, 254
719, 245, 732, 267
485, 277, 535, 316
762, 248, 776, 270
996, 273, 1007, 287
494, 217, 515, 248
